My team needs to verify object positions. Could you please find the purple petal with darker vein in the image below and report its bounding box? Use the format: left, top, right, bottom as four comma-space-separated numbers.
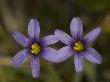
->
74, 53, 84, 72
41, 47, 61, 62
28, 19, 40, 40
83, 27, 101, 44
31, 56, 40, 78
70, 17, 83, 39
12, 49, 29, 68
13, 32, 29, 47
54, 29, 73, 45
84, 47, 102, 64
57, 46, 73, 62
41, 35, 59, 46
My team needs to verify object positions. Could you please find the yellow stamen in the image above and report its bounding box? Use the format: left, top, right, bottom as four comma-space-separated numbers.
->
31, 43, 40, 55
73, 41, 84, 51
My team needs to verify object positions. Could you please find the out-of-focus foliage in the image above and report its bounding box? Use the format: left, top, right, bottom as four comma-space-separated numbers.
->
0, 0, 110, 82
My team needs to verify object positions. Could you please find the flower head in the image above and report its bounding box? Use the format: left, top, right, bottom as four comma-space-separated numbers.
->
55, 17, 102, 72
12, 19, 60, 78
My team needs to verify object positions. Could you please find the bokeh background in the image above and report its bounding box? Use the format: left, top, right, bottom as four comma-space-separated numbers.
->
0, 0, 110, 82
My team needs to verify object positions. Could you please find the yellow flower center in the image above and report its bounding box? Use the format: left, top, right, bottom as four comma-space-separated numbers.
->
31, 43, 40, 55
73, 41, 84, 52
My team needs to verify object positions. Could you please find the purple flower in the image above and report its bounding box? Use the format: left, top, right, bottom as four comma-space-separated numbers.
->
55, 17, 102, 72
12, 19, 60, 78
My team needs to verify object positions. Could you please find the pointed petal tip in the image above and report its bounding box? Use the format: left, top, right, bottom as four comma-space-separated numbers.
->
12, 32, 16, 38
75, 63, 83, 72
72, 17, 80, 20
96, 27, 102, 33
54, 29, 61, 35
54, 29, 72, 45
30, 18, 38, 22
12, 31, 20, 36
76, 69, 83, 72
97, 55, 102, 64
12, 60, 18, 68
96, 58, 102, 64
29, 18, 39, 27
71, 17, 81, 23
97, 61, 102, 64
12, 32, 22, 38
12, 31, 17, 34
32, 74, 39, 78
54, 29, 63, 38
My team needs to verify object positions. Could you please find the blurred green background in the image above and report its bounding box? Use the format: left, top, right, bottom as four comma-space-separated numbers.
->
0, 0, 110, 82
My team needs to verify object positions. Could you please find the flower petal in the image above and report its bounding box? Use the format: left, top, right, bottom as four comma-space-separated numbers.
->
70, 17, 83, 39
57, 46, 73, 62
41, 47, 73, 63
41, 47, 61, 62
12, 49, 29, 68
31, 57, 40, 78
28, 19, 40, 40
13, 32, 29, 47
54, 29, 73, 45
74, 53, 84, 72
83, 27, 101, 44
41, 35, 59, 46
84, 47, 102, 64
